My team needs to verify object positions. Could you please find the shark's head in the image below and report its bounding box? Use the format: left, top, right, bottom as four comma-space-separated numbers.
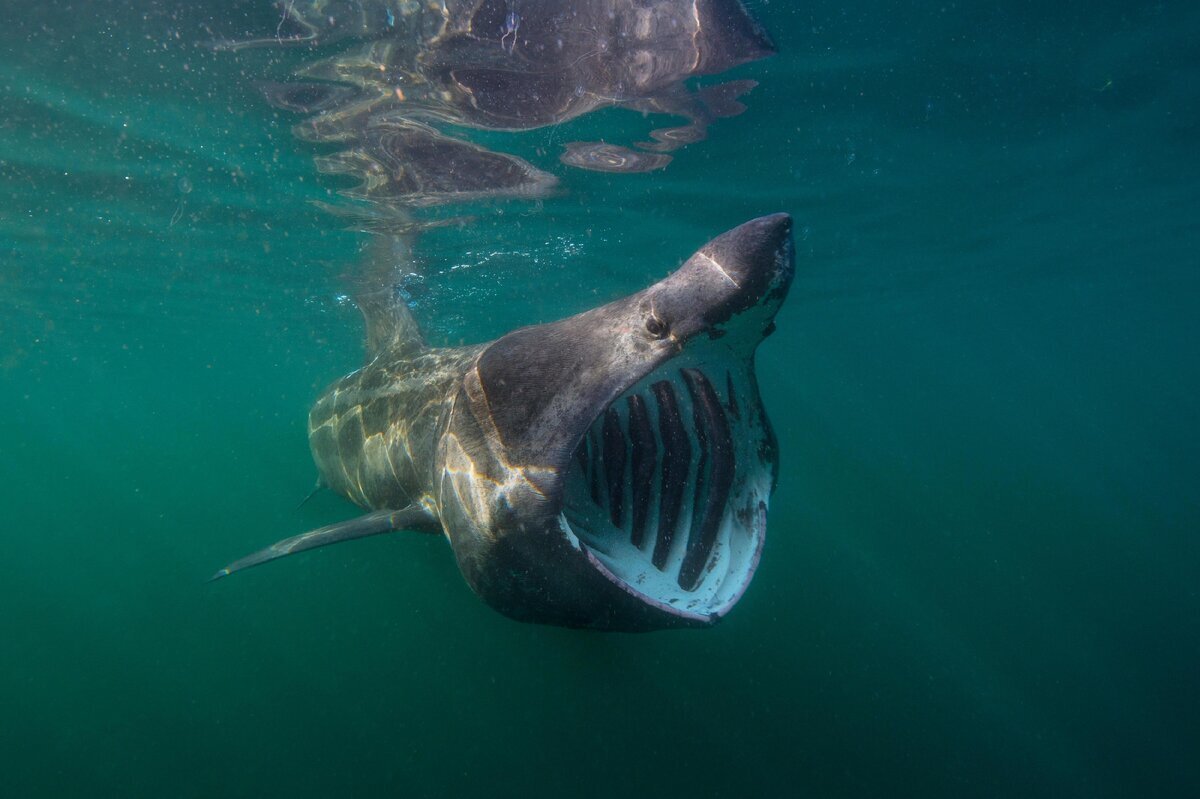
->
438, 214, 794, 630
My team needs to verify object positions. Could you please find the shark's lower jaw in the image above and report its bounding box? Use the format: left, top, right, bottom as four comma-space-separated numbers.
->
559, 356, 773, 623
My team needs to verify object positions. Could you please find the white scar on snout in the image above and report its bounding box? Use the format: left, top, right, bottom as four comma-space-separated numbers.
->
696, 251, 740, 288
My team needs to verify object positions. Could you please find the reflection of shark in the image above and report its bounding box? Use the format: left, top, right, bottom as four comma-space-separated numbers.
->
221, 0, 774, 202
213, 214, 794, 630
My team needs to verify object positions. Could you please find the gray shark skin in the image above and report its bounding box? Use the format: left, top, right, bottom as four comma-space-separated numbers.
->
213, 214, 794, 631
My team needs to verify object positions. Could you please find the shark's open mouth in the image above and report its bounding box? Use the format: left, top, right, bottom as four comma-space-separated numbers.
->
558, 354, 773, 622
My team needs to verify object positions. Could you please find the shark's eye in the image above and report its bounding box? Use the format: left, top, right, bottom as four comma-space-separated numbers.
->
645, 315, 668, 339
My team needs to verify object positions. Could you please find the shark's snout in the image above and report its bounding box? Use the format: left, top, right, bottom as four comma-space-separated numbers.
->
699, 212, 792, 285
649, 214, 793, 346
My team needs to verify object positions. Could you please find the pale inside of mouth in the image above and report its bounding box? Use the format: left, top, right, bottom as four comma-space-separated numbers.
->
559, 357, 771, 621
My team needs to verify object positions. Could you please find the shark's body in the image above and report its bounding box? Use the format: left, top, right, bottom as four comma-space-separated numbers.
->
215, 215, 794, 630
211, 0, 789, 630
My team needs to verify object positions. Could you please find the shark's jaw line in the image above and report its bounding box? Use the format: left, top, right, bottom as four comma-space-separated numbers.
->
554, 339, 774, 622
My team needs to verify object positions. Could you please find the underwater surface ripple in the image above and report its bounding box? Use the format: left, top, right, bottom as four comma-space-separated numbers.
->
1, 1, 1197, 796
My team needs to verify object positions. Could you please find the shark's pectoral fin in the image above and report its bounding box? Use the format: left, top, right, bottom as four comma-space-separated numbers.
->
209, 506, 438, 582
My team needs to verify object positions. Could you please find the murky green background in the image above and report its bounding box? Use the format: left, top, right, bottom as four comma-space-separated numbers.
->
2, 2, 1197, 796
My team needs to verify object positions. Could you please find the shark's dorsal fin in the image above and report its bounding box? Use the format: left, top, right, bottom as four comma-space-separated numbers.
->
209, 505, 438, 581
357, 236, 425, 361
359, 287, 425, 360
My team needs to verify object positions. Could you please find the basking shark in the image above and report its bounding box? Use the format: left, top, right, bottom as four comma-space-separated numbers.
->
213, 214, 794, 630
210, 0, 790, 629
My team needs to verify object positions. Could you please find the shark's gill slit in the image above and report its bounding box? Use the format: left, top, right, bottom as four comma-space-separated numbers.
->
587, 426, 603, 505
652, 379, 691, 570
725, 370, 741, 420
603, 407, 627, 529
627, 394, 657, 548
680, 368, 735, 591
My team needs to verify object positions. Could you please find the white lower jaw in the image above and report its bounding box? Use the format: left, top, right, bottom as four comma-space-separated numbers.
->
560, 499, 767, 621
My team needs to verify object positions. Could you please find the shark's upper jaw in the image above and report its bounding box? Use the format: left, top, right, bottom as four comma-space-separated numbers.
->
557, 348, 775, 623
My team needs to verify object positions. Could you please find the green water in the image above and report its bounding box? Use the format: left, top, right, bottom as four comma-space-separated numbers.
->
2, 2, 1198, 796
